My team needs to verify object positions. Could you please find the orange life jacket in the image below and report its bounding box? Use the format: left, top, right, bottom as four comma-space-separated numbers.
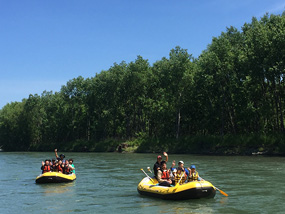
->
42, 165, 51, 173
161, 170, 170, 180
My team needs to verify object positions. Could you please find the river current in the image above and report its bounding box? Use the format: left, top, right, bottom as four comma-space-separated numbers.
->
0, 152, 284, 213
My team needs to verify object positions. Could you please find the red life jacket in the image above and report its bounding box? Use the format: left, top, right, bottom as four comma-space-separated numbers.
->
42, 165, 51, 173
161, 170, 170, 180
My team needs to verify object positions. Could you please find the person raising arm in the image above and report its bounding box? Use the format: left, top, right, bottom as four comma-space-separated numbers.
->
153, 152, 169, 178
54, 148, 66, 163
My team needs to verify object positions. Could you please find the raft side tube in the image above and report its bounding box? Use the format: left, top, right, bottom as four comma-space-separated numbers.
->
138, 186, 216, 200
35, 172, 76, 184
137, 177, 216, 200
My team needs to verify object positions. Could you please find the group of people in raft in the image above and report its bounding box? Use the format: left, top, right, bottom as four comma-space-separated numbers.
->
41, 149, 75, 175
41, 150, 198, 183
153, 152, 202, 186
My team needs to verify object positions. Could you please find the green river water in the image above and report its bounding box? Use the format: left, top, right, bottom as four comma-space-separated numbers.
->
0, 152, 284, 214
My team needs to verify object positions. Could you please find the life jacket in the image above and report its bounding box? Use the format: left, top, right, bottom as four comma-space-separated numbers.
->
188, 171, 199, 181
64, 165, 71, 174
42, 165, 51, 173
59, 165, 63, 172
161, 170, 170, 180
54, 164, 63, 173
175, 172, 187, 185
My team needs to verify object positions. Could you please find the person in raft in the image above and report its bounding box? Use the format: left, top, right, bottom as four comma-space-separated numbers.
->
63, 159, 75, 174
68, 159, 76, 174
169, 160, 177, 181
187, 165, 204, 182
41, 159, 52, 174
51, 159, 56, 167
177, 161, 190, 177
54, 148, 66, 163
157, 161, 172, 186
153, 152, 168, 178
174, 167, 187, 185
53, 160, 63, 173
170, 160, 190, 178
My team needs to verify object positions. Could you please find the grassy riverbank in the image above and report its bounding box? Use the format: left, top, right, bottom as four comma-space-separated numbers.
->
27, 134, 285, 156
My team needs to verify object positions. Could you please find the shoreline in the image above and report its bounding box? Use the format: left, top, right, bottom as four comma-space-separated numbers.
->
2, 134, 285, 156
1, 146, 284, 157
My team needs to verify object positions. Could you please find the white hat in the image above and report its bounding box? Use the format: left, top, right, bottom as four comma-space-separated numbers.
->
178, 160, 184, 164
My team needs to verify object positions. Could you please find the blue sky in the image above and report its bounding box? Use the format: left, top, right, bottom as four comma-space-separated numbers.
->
0, 0, 284, 109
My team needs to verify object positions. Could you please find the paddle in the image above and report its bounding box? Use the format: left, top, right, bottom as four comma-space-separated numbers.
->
147, 167, 152, 173
140, 168, 155, 184
214, 186, 228, 197
200, 177, 228, 197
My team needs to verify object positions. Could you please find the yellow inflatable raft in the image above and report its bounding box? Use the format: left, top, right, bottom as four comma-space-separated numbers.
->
35, 172, 76, 184
137, 177, 216, 200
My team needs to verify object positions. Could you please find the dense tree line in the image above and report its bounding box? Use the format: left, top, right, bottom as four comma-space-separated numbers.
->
0, 13, 284, 152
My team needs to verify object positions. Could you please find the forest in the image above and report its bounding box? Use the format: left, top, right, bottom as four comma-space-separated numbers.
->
0, 13, 284, 154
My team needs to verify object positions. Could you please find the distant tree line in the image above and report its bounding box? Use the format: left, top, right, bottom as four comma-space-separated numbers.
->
0, 13, 284, 152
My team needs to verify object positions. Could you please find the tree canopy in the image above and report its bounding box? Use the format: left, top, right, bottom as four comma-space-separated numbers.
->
0, 13, 284, 152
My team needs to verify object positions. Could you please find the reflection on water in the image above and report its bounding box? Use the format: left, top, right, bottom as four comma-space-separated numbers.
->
0, 152, 284, 214
38, 182, 76, 195
146, 201, 215, 214
218, 196, 229, 205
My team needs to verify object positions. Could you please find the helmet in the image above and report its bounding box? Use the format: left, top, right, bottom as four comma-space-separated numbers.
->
190, 165, 196, 169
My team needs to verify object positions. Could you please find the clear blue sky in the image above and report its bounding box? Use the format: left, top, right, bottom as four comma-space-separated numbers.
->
0, 0, 284, 109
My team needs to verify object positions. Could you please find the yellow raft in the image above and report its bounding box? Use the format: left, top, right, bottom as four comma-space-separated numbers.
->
35, 172, 76, 184
137, 177, 216, 200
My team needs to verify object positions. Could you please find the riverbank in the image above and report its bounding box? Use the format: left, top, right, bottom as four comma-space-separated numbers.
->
24, 134, 285, 156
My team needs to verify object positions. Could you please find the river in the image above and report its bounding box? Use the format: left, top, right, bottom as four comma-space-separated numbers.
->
0, 152, 284, 213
